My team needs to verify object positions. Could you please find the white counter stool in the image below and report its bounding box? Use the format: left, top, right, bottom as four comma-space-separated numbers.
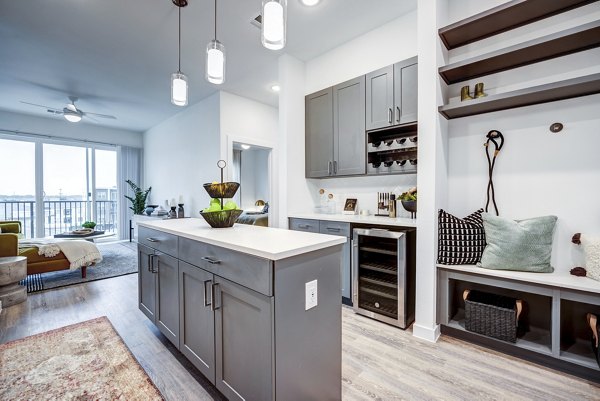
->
0, 256, 27, 308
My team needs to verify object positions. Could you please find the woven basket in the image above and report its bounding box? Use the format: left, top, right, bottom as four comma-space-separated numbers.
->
200, 209, 243, 228
203, 182, 240, 199
464, 289, 519, 343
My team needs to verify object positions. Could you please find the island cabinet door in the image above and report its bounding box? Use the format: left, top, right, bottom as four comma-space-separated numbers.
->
155, 252, 180, 348
179, 262, 215, 382
214, 276, 274, 401
138, 244, 156, 323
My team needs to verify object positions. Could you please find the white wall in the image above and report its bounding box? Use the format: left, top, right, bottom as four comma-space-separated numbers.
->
444, 1, 600, 275
0, 109, 143, 147
305, 11, 418, 94
143, 93, 220, 216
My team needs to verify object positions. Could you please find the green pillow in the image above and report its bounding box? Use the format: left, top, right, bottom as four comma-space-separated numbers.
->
0, 223, 20, 234
478, 213, 557, 273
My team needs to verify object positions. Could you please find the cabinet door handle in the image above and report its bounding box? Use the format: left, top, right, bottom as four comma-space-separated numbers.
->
147, 254, 153, 272
327, 227, 341, 232
211, 283, 220, 311
149, 254, 158, 273
388, 108, 393, 124
146, 237, 159, 243
298, 224, 311, 229
328, 161, 332, 175
333, 160, 337, 174
396, 106, 401, 123
201, 256, 221, 265
203, 279, 213, 307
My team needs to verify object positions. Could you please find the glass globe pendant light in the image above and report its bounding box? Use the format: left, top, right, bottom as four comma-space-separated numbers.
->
261, 0, 287, 50
206, 0, 225, 84
171, 1, 188, 106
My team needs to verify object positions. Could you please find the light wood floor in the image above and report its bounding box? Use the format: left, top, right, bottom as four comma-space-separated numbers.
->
1, 274, 599, 401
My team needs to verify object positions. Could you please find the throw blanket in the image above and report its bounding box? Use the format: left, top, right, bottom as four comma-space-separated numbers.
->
19, 239, 103, 270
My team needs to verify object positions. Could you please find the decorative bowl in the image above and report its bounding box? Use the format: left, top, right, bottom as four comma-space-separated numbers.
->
401, 200, 417, 214
200, 209, 243, 228
203, 182, 240, 199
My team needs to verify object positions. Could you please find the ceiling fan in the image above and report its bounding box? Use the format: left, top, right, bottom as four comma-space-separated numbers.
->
20, 96, 117, 123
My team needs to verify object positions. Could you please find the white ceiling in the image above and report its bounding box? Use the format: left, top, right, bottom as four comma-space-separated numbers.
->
0, 0, 417, 132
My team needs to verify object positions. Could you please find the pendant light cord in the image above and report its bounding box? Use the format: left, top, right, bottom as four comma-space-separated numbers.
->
178, 5, 181, 72
214, 0, 217, 40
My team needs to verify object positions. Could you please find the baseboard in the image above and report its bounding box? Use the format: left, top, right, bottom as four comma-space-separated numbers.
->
412, 323, 441, 343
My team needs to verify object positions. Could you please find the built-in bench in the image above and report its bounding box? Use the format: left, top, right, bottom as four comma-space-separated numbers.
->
437, 264, 600, 383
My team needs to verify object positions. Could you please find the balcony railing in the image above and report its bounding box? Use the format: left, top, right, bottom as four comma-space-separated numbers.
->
0, 200, 118, 238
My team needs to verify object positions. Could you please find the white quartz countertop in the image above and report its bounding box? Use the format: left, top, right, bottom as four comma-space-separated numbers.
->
288, 213, 417, 228
138, 218, 346, 261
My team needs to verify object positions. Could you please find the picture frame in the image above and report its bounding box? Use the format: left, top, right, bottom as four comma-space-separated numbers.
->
343, 198, 358, 215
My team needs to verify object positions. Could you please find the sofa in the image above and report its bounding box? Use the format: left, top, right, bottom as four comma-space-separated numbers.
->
0, 220, 86, 278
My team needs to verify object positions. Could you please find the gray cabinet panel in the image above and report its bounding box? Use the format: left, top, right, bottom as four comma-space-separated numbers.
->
178, 237, 273, 296
319, 221, 351, 300
179, 262, 215, 382
155, 252, 180, 348
334, 76, 366, 176
214, 276, 274, 401
394, 57, 418, 125
138, 226, 178, 258
138, 244, 156, 322
289, 218, 320, 233
305, 88, 334, 178
366, 65, 394, 131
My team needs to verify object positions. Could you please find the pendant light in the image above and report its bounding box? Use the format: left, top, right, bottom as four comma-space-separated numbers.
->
261, 0, 287, 50
171, 1, 188, 106
206, 0, 226, 84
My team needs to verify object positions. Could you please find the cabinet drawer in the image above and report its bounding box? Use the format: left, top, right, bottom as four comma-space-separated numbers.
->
289, 218, 319, 233
179, 237, 273, 296
319, 221, 350, 237
138, 226, 179, 258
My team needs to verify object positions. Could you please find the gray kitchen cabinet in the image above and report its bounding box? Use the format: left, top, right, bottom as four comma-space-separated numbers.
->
366, 57, 418, 131
319, 221, 352, 303
179, 261, 215, 381
214, 275, 274, 401
305, 88, 334, 178
366, 65, 394, 130
394, 57, 418, 125
334, 76, 366, 176
138, 244, 156, 322
153, 252, 180, 347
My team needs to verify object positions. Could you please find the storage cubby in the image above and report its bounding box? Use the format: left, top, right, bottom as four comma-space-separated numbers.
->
447, 278, 552, 354
560, 300, 600, 371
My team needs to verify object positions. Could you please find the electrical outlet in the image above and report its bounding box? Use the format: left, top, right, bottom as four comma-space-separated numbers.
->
305, 280, 318, 310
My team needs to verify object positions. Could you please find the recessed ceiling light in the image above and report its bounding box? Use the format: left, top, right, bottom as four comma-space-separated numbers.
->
301, 0, 320, 6
241, 144, 251, 150
271, 84, 281, 92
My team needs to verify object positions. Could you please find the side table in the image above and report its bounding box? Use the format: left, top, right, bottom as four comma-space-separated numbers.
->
0, 256, 28, 308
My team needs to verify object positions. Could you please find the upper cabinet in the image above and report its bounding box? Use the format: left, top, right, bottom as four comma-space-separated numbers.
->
366, 56, 418, 131
306, 77, 366, 178
305, 56, 418, 178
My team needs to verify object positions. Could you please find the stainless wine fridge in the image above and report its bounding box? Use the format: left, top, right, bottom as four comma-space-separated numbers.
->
352, 228, 415, 328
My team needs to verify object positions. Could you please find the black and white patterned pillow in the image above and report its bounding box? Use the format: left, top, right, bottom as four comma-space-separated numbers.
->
438, 209, 486, 265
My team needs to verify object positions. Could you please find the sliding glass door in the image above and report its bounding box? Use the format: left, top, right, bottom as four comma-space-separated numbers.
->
0, 136, 119, 238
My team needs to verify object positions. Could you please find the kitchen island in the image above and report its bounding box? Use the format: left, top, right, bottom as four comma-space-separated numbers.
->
136, 218, 345, 401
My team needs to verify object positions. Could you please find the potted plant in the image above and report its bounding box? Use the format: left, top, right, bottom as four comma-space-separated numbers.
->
399, 187, 417, 218
125, 180, 152, 215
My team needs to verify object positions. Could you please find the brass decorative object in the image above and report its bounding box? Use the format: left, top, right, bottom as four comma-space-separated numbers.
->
460, 85, 473, 101
474, 82, 487, 98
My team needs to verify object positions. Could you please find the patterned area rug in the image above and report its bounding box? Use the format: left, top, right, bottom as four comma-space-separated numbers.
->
20, 242, 137, 293
0, 317, 163, 400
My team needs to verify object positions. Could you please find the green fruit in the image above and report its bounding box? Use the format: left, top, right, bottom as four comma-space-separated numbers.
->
210, 198, 221, 206
223, 201, 238, 210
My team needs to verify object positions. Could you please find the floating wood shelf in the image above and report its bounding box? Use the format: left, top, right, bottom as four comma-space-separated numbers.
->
439, 21, 600, 84
438, 73, 600, 119
438, 0, 598, 50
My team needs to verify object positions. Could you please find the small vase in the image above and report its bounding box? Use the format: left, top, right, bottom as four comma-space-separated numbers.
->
177, 204, 185, 218
168, 206, 177, 218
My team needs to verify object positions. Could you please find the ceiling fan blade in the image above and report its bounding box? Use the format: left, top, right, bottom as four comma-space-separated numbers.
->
82, 111, 117, 119
83, 114, 100, 124
20, 101, 61, 113
47, 109, 64, 115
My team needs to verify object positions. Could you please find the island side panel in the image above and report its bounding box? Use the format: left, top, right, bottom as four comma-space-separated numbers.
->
274, 245, 343, 401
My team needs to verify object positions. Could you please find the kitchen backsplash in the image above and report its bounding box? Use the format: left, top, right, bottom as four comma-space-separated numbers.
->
306, 174, 417, 218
